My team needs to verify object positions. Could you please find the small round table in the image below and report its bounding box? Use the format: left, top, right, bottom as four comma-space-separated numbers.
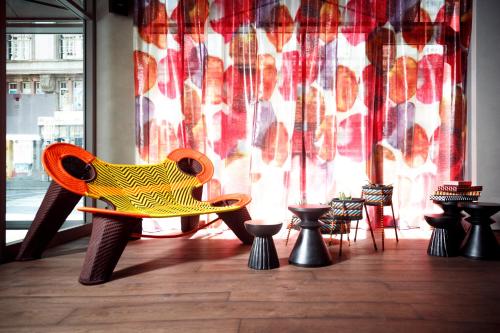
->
244, 220, 282, 270
424, 201, 466, 257
458, 202, 500, 260
288, 204, 332, 267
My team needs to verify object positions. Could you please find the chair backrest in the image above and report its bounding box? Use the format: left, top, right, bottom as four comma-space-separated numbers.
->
42, 143, 215, 213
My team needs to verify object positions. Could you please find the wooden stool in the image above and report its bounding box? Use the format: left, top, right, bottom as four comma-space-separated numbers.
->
244, 220, 282, 270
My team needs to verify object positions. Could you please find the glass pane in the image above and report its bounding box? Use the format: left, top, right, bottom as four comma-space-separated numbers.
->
5, 33, 85, 244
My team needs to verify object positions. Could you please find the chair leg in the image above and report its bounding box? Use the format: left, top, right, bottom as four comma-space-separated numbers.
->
346, 222, 350, 246
16, 182, 82, 261
286, 220, 294, 246
354, 220, 359, 242
339, 224, 344, 256
128, 220, 143, 240
181, 186, 201, 232
329, 221, 334, 246
379, 204, 385, 251
79, 215, 141, 285
217, 207, 254, 245
391, 203, 399, 242
364, 204, 378, 251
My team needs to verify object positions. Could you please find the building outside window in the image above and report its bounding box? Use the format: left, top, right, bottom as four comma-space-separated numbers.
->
59, 81, 69, 109
73, 80, 83, 110
34, 81, 44, 94
22, 82, 32, 94
59, 34, 83, 60
7, 34, 32, 60
6, 32, 85, 243
8, 83, 18, 94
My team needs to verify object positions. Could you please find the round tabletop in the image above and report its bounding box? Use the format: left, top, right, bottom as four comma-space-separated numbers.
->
288, 204, 331, 211
244, 220, 282, 237
458, 202, 500, 209
458, 202, 500, 219
424, 214, 459, 228
288, 204, 331, 227
432, 200, 459, 206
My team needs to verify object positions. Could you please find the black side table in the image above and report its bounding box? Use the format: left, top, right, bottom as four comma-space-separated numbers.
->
458, 202, 500, 260
424, 201, 466, 257
288, 204, 333, 267
244, 220, 282, 270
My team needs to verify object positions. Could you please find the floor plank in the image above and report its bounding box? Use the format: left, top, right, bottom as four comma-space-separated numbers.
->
0, 229, 499, 332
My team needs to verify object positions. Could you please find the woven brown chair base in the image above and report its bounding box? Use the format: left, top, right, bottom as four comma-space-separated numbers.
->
217, 206, 254, 245
180, 186, 201, 232
79, 214, 142, 285
16, 181, 82, 261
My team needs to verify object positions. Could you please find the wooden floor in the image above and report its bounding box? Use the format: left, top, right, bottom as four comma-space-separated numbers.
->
1, 228, 500, 333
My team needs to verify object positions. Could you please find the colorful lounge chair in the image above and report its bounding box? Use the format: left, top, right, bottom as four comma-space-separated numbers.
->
16, 143, 253, 284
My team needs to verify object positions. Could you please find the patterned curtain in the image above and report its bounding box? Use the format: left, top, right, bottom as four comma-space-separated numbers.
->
133, 0, 472, 228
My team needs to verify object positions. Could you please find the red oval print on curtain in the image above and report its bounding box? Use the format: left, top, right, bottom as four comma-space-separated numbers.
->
134, 50, 157, 96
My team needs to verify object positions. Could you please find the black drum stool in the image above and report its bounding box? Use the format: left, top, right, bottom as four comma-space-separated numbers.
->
458, 202, 500, 260
424, 214, 464, 257
244, 220, 282, 270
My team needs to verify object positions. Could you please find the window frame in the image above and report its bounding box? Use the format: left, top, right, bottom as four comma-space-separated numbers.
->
7, 34, 33, 61
1, 1, 96, 262
7, 82, 17, 94
21, 81, 31, 94
59, 34, 84, 60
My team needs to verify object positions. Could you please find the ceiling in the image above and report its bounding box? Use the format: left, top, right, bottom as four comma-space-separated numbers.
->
6, 0, 85, 20
6, 0, 87, 33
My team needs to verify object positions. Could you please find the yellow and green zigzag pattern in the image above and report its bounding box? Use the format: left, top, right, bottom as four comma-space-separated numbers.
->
85, 158, 239, 218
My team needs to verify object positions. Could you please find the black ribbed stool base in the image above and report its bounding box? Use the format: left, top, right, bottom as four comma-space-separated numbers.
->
244, 220, 282, 270
424, 213, 464, 257
248, 236, 280, 270
427, 228, 459, 257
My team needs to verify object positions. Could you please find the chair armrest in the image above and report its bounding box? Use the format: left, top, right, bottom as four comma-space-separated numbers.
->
167, 148, 214, 185
42, 143, 96, 196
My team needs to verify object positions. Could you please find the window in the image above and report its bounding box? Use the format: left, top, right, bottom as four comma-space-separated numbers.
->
22, 82, 32, 94
34, 81, 44, 94
73, 80, 83, 110
6, 31, 86, 244
7, 34, 32, 60
59, 81, 69, 109
8, 83, 17, 94
59, 34, 83, 60
3, 3, 92, 254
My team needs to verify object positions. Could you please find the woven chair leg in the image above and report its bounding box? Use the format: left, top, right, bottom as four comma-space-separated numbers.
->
354, 220, 359, 242
379, 205, 385, 251
347, 222, 351, 246
339, 224, 344, 256
128, 220, 143, 240
285, 221, 293, 246
217, 207, 254, 245
329, 222, 334, 246
181, 186, 202, 232
391, 203, 399, 242
16, 181, 82, 261
79, 215, 141, 285
364, 204, 378, 251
